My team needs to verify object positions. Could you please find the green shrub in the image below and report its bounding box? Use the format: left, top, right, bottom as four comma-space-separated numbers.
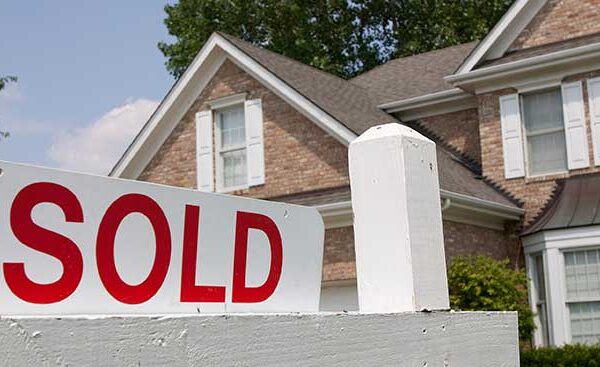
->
447, 255, 535, 341
521, 344, 600, 366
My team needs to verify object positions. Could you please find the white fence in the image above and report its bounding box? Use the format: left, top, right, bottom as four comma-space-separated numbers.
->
0, 123, 519, 366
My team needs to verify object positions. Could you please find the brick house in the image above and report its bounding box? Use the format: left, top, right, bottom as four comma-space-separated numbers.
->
111, 0, 600, 347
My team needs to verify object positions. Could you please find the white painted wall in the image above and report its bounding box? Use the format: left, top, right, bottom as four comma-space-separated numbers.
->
319, 283, 358, 312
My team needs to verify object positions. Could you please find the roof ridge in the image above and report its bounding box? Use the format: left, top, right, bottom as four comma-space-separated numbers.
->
217, 32, 373, 91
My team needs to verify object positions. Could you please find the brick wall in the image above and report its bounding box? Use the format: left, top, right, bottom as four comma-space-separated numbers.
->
322, 221, 518, 282
478, 70, 600, 224
322, 226, 356, 282
140, 59, 349, 198
413, 108, 481, 164
512, 0, 600, 50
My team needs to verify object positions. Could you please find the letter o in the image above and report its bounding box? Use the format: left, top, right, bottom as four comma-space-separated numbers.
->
96, 194, 171, 304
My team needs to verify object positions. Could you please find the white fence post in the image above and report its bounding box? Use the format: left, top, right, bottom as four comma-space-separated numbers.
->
349, 123, 449, 312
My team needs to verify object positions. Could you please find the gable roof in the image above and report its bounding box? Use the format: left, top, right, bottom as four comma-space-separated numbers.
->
478, 33, 600, 68
350, 42, 477, 105
111, 32, 391, 178
218, 33, 396, 135
110, 31, 521, 215
452, 0, 548, 75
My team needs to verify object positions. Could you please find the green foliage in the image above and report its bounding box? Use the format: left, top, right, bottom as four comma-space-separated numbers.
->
448, 255, 535, 341
0, 75, 16, 139
521, 344, 600, 367
159, 0, 515, 79
0, 75, 17, 91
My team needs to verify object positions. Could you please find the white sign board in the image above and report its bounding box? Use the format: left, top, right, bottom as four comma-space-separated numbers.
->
0, 161, 324, 315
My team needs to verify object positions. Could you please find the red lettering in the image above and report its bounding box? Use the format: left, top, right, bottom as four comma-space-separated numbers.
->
232, 211, 283, 303
96, 194, 171, 304
180, 205, 225, 302
4, 182, 84, 304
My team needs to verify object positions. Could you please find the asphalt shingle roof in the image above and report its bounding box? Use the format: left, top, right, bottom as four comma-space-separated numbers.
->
219, 32, 396, 135
220, 33, 518, 210
267, 146, 517, 209
350, 42, 478, 105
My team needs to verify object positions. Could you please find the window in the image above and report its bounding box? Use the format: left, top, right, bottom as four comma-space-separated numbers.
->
564, 249, 600, 344
521, 89, 568, 176
216, 105, 247, 191
196, 97, 264, 193
533, 254, 550, 346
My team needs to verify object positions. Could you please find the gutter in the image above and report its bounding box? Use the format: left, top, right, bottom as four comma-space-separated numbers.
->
313, 190, 524, 224
377, 88, 475, 114
446, 42, 600, 86
439, 189, 524, 220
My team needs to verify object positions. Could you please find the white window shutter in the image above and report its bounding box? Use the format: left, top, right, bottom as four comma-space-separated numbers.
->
587, 78, 600, 166
499, 94, 526, 179
561, 81, 590, 169
245, 99, 265, 186
196, 110, 214, 192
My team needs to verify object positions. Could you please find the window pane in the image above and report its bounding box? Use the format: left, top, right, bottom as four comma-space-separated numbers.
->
527, 131, 568, 175
522, 89, 568, 175
222, 149, 247, 188
565, 249, 600, 300
569, 302, 600, 345
522, 89, 563, 132
219, 107, 245, 148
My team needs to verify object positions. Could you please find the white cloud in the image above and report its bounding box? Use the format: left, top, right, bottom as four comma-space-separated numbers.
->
49, 99, 159, 175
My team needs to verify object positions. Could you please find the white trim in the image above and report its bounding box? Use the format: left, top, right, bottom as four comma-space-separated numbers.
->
209, 92, 247, 109
526, 254, 546, 347
447, 42, 600, 93
440, 189, 524, 219
314, 201, 353, 229
110, 33, 357, 179
455, 0, 548, 74
523, 225, 600, 346
313, 189, 522, 231
112, 50, 227, 179
587, 77, 600, 166
379, 88, 478, 121
379, 88, 470, 111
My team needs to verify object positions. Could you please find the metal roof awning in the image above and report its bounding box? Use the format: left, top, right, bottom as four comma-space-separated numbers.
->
522, 174, 600, 235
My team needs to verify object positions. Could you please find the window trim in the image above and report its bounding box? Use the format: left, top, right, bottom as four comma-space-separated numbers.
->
519, 88, 569, 178
214, 104, 249, 193
524, 227, 600, 346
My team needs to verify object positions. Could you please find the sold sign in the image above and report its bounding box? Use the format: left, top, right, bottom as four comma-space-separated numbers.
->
0, 161, 324, 315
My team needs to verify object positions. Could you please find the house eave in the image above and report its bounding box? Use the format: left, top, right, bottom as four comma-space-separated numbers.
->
379, 88, 478, 121
454, 0, 548, 74
314, 190, 523, 231
446, 42, 600, 93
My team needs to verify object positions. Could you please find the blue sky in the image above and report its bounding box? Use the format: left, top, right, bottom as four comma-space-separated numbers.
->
0, 1, 177, 174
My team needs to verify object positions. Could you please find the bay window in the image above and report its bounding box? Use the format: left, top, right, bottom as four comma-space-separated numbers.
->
525, 228, 600, 346
564, 249, 600, 344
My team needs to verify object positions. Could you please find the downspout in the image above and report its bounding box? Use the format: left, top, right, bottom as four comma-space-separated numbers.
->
441, 198, 451, 212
